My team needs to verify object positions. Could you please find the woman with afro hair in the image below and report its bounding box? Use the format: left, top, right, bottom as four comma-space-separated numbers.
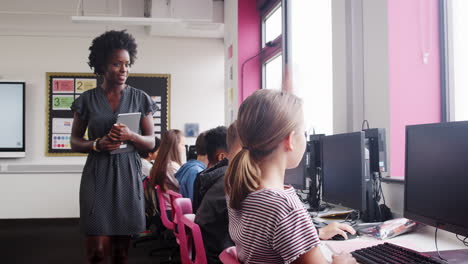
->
70, 30, 157, 263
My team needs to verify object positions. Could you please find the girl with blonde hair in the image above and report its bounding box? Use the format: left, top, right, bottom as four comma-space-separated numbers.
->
225, 89, 355, 264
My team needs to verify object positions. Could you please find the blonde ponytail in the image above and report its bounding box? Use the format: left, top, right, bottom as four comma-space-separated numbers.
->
225, 89, 303, 210
225, 148, 261, 210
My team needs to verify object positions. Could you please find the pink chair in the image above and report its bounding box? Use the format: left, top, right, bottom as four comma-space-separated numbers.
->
219, 246, 240, 264
155, 185, 185, 262
155, 185, 182, 231
174, 198, 207, 264
173, 198, 194, 264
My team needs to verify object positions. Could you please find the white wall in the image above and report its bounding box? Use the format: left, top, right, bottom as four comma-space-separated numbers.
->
332, 0, 348, 134
0, 3, 224, 218
381, 182, 404, 216
224, 0, 238, 125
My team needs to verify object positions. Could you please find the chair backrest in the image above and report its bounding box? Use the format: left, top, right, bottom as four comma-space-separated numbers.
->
219, 246, 240, 264
167, 189, 183, 221
174, 198, 207, 264
155, 185, 182, 230
173, 198, 194, 264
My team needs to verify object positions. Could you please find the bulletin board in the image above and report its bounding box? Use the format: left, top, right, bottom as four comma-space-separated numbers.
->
45, 72, 170, 156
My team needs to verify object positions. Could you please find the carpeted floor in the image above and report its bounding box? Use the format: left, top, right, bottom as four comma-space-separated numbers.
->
0, 218, 177, 264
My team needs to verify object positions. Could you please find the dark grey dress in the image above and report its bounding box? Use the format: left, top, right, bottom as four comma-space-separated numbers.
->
71, 86, 157, 235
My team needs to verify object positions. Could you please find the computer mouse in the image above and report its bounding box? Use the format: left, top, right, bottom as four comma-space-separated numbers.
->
331, 231, 358, 241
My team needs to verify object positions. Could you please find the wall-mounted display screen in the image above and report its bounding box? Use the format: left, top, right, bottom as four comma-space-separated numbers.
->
0, 81, 25, 158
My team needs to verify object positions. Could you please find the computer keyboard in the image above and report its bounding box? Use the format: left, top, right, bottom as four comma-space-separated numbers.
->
351, 242, 447, 264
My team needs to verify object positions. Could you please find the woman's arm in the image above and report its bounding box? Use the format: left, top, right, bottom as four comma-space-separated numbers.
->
108, 113, 155, 152
70, 112, 93, 153
70, 112, 122, 153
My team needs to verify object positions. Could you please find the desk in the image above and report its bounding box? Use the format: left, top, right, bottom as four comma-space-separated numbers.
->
320, 225, 468, 263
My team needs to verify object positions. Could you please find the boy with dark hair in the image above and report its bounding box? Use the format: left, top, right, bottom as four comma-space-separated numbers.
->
175, 132, 208, 200
195, 122, 240, 263
192, 126, 228, 212
204, 126, 228, 167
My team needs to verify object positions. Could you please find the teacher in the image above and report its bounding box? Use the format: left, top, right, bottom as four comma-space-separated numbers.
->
70, 30, 157, 263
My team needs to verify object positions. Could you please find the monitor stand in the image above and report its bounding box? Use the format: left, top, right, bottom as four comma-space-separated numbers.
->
425, 249, 468, 264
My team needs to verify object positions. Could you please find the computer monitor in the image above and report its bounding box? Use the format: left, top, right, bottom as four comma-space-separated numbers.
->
405, 121, 468, 237
284, 150, 308, 190
322, 131, 367, 211
186, 145, 197, 160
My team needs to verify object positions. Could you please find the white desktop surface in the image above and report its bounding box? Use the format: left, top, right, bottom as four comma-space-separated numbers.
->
320, 225, 468, 263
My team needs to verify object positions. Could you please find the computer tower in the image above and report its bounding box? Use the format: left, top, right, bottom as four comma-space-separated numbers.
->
362, 180, 381, 222
362, 133, 392, 222
363, 128, 387, 173
307, 134, 325, 210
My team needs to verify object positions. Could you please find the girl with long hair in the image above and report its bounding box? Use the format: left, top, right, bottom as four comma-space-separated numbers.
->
225, 90, 355, 264
150, 129, 185, 206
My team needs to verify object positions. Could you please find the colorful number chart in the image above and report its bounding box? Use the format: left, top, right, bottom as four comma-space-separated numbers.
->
46, 73, 170, 156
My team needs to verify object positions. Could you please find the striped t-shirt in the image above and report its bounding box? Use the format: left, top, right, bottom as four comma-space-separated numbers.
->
228, 186, 320, 264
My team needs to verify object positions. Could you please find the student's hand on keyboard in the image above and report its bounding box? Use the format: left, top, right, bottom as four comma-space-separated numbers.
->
318, 222, 356, 240
331, 252, 357, 264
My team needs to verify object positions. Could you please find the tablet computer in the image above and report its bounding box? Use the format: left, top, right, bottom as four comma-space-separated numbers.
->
110, 112, 141, 155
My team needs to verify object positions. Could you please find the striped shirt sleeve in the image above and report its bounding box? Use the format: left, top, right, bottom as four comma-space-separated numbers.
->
272, 207, 320, 264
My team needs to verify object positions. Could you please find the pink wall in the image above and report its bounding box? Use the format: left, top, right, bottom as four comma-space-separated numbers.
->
238, 0, 261, 104
388, 0, 441, 177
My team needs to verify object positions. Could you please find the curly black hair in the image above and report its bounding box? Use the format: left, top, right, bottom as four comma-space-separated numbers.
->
205, 126, 228, 165
88, 30, 137, 75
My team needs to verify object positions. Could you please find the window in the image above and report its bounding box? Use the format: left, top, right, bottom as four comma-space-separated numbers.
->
445, 0, 468, 121
264, 5, 282, 46
290, 0, 333, 135
260, 1, 283, 90
264, 54, 283, 90
259, 0, 333, 135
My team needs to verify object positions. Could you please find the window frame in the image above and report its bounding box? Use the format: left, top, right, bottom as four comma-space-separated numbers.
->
439, 0, 468, 122
439, 0, 449, 122
259, 0, 283, 90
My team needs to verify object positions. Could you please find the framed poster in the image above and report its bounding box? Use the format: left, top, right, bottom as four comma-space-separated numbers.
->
45, 72, 170, 156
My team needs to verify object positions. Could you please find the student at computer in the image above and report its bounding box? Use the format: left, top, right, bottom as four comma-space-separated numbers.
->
196, 121, 356, 263
150, 129, 185, 208
225, 90, 356, 264
192, 126, 228, 212
175, 132, 208, 200
195, 122, 240, 263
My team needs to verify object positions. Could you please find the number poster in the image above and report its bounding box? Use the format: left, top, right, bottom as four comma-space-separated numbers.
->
46, 73, 170, 156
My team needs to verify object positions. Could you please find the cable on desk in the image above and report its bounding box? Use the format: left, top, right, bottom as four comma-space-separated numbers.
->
456, 234, 468, 246
339, 210, 359, 226
378, 172, 387, 206
308, 167, 323, 211
435, 225, 448, 261
308, 204, 332, 218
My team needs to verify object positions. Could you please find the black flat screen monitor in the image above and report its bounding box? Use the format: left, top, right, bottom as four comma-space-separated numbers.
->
0, 81, 25, 157
322, 132, 366, 211
405, 121, 468, 237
